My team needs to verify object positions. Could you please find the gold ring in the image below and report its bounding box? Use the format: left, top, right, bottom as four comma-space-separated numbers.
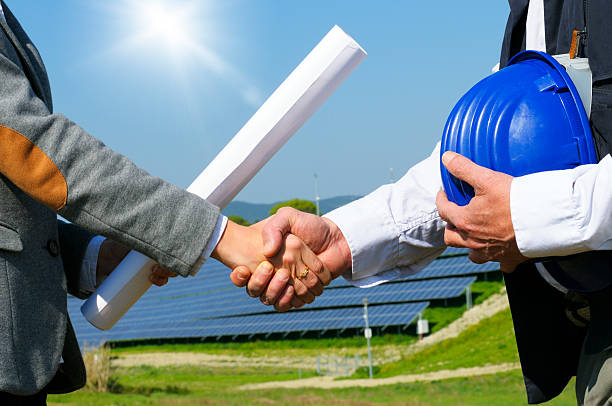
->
299, 267, 310, 279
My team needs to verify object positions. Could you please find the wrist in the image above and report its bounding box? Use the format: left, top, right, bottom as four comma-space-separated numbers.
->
322, 217, 352, 278
212, 220, 263, 270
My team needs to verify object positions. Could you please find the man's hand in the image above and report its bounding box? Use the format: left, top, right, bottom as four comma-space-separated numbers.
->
435, 151, 527, 273
214, 219, 331, 308
230, 207, 352, 311
96, 239, 177, 287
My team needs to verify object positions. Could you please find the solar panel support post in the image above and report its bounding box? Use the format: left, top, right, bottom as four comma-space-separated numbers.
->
465, 286, 473, 309
362, 298, 373, 379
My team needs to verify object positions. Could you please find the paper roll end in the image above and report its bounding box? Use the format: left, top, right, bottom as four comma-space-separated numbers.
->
81, 294, 115, 331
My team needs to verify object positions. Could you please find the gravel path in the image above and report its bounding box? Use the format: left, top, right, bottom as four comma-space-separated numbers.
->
238, 362, 521, 390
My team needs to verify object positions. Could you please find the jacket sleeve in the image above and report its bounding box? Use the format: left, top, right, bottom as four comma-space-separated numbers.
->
0, 54, 220, 277
57, 220, 95, 299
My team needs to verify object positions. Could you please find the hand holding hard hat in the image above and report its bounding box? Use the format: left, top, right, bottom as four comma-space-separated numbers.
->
436, 151, 526, 273
437, 50, 596, 272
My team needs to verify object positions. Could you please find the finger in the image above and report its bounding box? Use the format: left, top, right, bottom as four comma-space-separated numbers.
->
150, 274, 169, 287
152, 265, 178, 278
443, 225, 487, 250
230, 266, 251, 287
274, 285, 295, 312
290, 294, 305, 309
468, 246, 505, 264
468, 248, 489, 264
441, 151, 494, 191
260, 268, 291, 305
443, 225, 468, 248
436, 189, 465, 228
292, 278, 315, 304
298, 264, 324, 297
300, 244, 332, 287
246, 261, 274, 298
262, 207, 297, 257
501, 261, 519, 274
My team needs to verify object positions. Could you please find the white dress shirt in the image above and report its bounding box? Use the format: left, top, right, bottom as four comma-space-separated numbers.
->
326, 141, 612, 288
325, 144, 446, 287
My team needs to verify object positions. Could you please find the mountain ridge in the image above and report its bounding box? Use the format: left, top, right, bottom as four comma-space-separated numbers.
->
223, 195, 361, 223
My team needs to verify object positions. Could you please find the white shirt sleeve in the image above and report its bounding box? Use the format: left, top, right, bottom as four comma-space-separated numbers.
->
79, 235, 106, 293
190, 214, 228, 273
511, 154, 612, 257
325, 143, 447, 288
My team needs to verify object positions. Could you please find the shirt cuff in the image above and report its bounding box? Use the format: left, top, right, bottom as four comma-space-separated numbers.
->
79, 235, 106, 293
190, 214, 228, 275
325, 196, 398, 284
511, 167, 587, 257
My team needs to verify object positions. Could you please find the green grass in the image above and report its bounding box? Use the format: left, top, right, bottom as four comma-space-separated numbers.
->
48, 369, 576, 406
351, 308, 518, 379
47, 280, 580, 405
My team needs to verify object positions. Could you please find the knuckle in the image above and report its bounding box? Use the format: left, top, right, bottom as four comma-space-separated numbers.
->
310, 260, 324, 275
277, 207, 294, 217
283, 252, 297, 264
285, 235, 302, 251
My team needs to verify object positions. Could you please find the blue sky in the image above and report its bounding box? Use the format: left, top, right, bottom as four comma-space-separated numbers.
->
9, 0, 510, 204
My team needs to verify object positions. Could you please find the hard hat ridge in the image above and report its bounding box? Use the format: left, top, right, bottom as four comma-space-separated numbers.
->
441, 50, 597, 206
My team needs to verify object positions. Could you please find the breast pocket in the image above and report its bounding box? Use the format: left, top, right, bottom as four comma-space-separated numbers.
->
0, 221, 23, 252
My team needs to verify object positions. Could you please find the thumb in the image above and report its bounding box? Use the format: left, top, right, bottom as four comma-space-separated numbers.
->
262, 208, 296, 257
442, 151, 492, 192
230, 266, 251, 287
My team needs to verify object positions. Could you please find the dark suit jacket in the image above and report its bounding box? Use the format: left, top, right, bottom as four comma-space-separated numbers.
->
501, 1, 612, 403
0, 2, 220, 395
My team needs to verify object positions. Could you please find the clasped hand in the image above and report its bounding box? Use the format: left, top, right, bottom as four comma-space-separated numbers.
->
215, 207, 351, 312
435, 151, 527, 273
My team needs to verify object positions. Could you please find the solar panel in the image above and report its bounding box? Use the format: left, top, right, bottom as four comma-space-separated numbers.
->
69, 247, 481, 347
329, 256, 498, 287
72, 301, 429, 346
71, 275, 473, 326
69, 275, 473, 346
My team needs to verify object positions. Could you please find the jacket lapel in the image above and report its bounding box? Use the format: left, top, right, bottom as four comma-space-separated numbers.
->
0, 2, 52, 110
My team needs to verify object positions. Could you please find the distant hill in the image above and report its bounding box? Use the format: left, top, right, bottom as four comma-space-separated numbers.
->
223, 195, 361, 223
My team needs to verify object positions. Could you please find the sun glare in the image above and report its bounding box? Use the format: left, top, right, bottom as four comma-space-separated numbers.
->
94, 0, 263, 107
136, 1, 193, 50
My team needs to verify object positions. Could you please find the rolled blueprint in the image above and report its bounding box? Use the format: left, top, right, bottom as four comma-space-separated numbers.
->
81, 25, 367, 330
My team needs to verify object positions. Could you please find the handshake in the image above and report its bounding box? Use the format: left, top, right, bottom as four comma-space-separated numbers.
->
211, 207, 352, 312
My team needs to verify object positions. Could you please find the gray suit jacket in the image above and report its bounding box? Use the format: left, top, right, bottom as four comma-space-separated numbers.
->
0, 2, 220, 395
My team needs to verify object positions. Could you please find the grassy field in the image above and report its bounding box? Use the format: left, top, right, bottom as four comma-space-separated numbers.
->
48, 366, 576, 406
47, 281, 579, 405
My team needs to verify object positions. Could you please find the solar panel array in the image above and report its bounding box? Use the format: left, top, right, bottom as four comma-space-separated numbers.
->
72, 302, 429, 347
68, 247, 496, 346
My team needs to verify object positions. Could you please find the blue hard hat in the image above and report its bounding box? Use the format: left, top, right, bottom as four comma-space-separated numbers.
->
440, 50, 597, 206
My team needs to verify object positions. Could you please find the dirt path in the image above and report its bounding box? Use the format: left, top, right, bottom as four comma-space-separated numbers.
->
239, 362, 521, 390
112, 352, 312, 369
113, 287, 510, 371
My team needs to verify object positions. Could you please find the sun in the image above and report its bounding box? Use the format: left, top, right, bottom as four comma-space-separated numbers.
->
93, 0, 263, 107
134, 1, 194, 51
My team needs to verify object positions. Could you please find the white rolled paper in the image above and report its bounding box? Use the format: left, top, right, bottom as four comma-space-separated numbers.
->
81, 25, 367, 330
